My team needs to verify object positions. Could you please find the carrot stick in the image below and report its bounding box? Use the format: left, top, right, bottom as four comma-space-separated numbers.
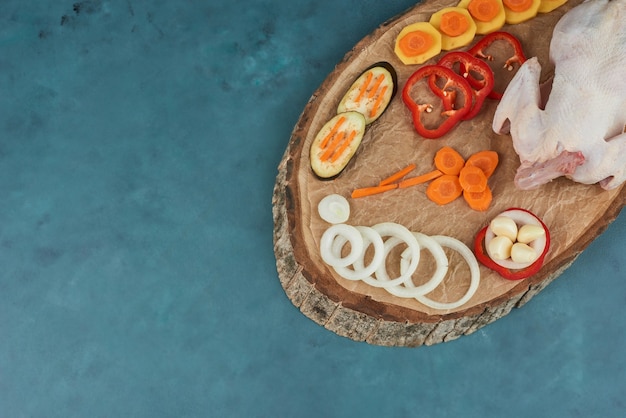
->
426, 174, 463, 205
351, 183, 398, 198
464, 150, 499, 178
379, 163, 417, 186
434, 146, 465, 176
320, 130, 346, 161
320, 116, 346, 149
355, 71, 373, 104
329, 130, 357, 163
463, 186, 492, 211
459, 165, 488, 192
369, 85, 389, 118
398, 169, 443, 188
367, 74, 385, 99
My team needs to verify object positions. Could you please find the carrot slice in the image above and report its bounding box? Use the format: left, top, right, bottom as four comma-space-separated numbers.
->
465, 150, 499, 178
434, 146, 465, 176
398, 169, 443, 189
459, 165, 488, 192
398, 30, 435, 57
503, 0, 533, 12
369, 85, 389, 118
379, 163, 417, 186
355, 71, 373, 104
351, 183, 398, 198
319, 116, 346, 149
329, 130, 357, 163
426, 174, 463, 205
439, 11, 470, 37
463, 186, 493, 211
468, 0, 500, 22
320, 130, 346, 161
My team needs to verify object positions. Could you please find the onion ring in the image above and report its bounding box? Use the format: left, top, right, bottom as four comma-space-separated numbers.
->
386, 232, 449, 297
411, 235, 480, 310
319, 224, 363, 268
334, 226, 385, 280
318, 194, 350, 224
363, 222, 420, 288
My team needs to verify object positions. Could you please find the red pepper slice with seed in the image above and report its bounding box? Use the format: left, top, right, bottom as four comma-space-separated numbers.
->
466, 31, 527, 100
402, 65, 473, 139
473, 208, 551, 280
432, 51, 495, 120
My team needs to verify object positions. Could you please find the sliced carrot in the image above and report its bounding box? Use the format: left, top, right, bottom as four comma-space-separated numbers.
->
351, 183, 398, 198
463, 186, 492, 211
319, 116, 346, 149
426, 174, 463, 205
378, 163, 417, 186
355, 71, 373, 104
465, 150, 499, 178
367, 74, 385, 100
459, 165, 488, 192
329, 130, 357, 163
468, 0, 501, 22
503, 0, 533, 12
439, 10, 470, 37
369, 85, 389, 118
320, 130, 346, 161
398, 30, 435, 57
434, 146, 465, 176
398, 169, 443, 189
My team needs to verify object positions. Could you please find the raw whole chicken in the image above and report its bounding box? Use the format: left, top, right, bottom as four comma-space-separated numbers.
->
493, 0, 626, 190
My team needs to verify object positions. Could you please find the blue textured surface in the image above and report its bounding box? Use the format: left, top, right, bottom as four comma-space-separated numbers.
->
1, 1, 624, 417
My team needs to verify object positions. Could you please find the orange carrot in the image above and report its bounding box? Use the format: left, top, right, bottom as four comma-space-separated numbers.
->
367, 74, 385, 99
329, 130, 357, 163
503, 0, 533, 12
320, 130, 346, 161
434, 146, 465, 176
398, 30, 435, 57
463, 186, 492, 211
351, 183, 398, 198
379, 163, 417, 186
439, 10, 470, 37
426, 174, 463, 205
464, 150, 499, 178
468, 0, 500, 22
369, 85, 389, 118
398, 169, 443, 188
355, 71, 373, 104
320, 116, 346, 149
458, 165, 488, 192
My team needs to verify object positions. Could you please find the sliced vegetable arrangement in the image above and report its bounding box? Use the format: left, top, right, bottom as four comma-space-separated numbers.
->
309, 62, 397, 178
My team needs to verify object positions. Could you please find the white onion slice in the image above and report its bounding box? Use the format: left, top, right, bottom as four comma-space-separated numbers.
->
318, 194, 350, 224
320, 224, 363, 268
388, 232, 449, 297
363, 222, 420, 288
412, 235, 480, 310
484, 209, 547, 270
334, 226, 385, 281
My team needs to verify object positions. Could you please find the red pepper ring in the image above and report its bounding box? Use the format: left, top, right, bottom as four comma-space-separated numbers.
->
466, 31, 527, 100
431, 51, 495, 120
473, 208, 551, 281
402, 65, 473, 139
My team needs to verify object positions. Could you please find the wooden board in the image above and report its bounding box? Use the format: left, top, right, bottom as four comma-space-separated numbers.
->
272, 0, 625, 347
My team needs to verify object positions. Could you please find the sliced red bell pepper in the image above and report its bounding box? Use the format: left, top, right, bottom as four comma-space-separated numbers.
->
473, 208, 551, 281
466, 31, 527, 100
402, 65, 473, 139
432, 51, 495, 120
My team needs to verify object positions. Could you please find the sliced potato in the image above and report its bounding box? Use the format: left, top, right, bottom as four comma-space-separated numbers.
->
429, 7, 477, 50
457, 0, 506, 35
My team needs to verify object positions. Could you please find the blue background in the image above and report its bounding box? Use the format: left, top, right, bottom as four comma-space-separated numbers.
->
1, 1, 624, 417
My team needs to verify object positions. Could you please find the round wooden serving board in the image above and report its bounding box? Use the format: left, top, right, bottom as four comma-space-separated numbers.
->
272, 0, 625, 347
